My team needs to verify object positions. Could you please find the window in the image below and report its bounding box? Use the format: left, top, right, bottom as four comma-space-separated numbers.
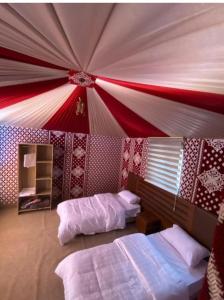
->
145, 137, 183, 195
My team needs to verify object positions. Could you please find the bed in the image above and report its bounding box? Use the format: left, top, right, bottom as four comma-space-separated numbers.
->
55, 230, 209, 300
57, 191, 141, 245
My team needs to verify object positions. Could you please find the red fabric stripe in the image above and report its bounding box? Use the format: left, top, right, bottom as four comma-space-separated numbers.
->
95, 84, 167, 137
0, 46, 67, 70
43, 86, 89, 133
0, 77, 68, 109
98, 76, 224, 115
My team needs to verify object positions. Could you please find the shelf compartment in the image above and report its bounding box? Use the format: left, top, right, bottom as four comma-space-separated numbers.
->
19, 207, 51, 214
36, 163, 53, 178
37, 144, 53, 161
36, 179, 52, 195
18, 195, 51, 213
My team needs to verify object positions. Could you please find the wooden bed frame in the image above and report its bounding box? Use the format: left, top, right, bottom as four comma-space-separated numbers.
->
127, 172, 217, 250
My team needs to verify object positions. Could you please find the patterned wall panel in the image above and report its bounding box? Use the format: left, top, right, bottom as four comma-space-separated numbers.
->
132, 138, 144, 175
0, 125, 123, 206
120, 138, 132, 189
119, 137, 147, 190
179, 138, 202, 202
179, 138, 224, 215
62, 132, 73, 200
0, 125, 49, 205
69, 133, 88, 198
140, 138, 150, 178
49, 131, 66, 204
85, 135, 123, 195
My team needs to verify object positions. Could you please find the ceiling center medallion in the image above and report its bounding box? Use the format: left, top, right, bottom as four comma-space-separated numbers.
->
68, 71, 94, 87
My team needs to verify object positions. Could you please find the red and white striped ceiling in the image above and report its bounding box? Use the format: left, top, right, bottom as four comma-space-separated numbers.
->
0, 3, 224, 137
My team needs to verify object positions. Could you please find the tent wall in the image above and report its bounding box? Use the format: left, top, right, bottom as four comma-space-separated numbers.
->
120, 136, 224, 216
0, 125, 122, 206
1, 124, 223, 216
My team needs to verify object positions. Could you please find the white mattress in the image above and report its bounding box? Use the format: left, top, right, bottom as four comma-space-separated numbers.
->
147, 233, 207, 298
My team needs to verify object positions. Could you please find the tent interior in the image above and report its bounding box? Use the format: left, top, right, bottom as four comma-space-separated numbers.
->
0, 3, 224, 300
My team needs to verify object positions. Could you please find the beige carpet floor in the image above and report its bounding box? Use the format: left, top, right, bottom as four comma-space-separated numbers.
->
0, 207, 137, 300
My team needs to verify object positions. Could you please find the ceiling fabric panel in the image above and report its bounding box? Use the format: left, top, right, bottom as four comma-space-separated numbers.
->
0, 3, 224, 136
96, 78, 224, 137
0, 4, 75, 69
89, 4, 224, 95
53, 3, 114, 71
0, 83, 75, 128
87, 88, 126, 137
43, 86, 89, 133
0, 77, 67, 109
0, 59, 67, 87
95, 83, 167, 137
0, 46, 67, 71
99, 76, 224, 115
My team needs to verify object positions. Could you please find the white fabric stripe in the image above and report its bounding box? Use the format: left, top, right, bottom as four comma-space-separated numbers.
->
96, 79, 224, 137
0, 59, 67, 87
0, 83, 76, 128
88, 4, 224, 95
53, 3, 114, 71
87, 88, 126, 137
9, 4, 81, 69
0, 75, 66, 88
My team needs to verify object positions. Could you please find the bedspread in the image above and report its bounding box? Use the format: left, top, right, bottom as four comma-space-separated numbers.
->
57, 193, 126, 245
55, 233, 189, 300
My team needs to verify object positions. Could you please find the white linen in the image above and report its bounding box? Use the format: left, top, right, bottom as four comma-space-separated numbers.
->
23, 153, 36, 168
147, 233, 208, 297
160, 224, 210, 267
57, 193, 126, 245
118, 190, 140, 204
19, 187, 36, 197
55, 233, 189, 300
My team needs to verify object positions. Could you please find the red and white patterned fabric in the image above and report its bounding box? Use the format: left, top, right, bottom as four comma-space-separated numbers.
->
199, 203, 224, 300
119, 137, 149, 190
0, 125, 49, 205
0, 125, 122, 206
179, 138, 224, 215
0, 4, 224, 138
69, 133, 88, 199
120, 138, 133, 190
85, 135, 122, 196
50, 131, 66, 203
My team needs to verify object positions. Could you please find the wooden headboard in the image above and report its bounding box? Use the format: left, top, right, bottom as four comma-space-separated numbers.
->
127, 172, 217, 249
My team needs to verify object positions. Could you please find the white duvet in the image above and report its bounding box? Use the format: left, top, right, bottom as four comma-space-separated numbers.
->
57, 193, 126, 245
55, 233, 189, 300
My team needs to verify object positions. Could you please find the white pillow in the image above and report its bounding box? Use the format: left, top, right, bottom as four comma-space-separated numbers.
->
160, 224, 210, 267
118, 190, 140, 204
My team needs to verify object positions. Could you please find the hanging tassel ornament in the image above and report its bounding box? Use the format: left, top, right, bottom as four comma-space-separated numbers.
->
76, 97, 85, 116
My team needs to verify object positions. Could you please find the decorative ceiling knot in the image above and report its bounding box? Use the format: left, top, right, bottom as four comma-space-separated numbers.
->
68, 70, 94, 87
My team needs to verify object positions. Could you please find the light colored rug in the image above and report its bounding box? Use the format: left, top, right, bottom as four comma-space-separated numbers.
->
0, 207, 137, 300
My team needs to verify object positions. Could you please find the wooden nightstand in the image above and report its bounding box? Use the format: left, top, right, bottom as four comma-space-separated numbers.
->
136, 212, 161, 234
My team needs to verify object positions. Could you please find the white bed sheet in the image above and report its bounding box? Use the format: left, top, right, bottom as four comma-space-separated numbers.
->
55, 233, 189, 300
147, 233, 207, 297
57, 193, 140, 245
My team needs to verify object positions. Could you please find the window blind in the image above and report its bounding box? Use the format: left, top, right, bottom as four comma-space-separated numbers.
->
145, 137, 183, 195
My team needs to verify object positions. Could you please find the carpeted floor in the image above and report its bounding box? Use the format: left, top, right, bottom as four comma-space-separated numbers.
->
0, 207, 137, 300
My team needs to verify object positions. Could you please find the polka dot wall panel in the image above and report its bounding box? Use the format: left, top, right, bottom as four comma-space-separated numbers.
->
85, 135, 123, 196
